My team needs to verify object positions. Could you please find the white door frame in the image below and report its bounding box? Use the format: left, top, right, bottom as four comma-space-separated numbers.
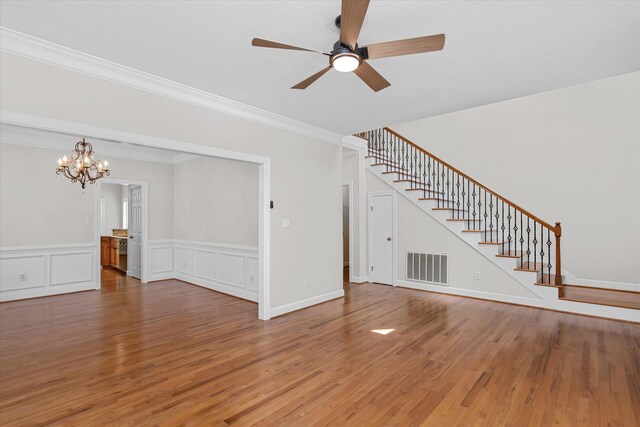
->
4, 112, 272, 320
343, 180, 354, 283
95, 179, 148, 284
368, 191, 397, 286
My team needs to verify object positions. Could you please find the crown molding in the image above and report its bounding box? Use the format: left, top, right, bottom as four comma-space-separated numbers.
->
0, 26, 343, 145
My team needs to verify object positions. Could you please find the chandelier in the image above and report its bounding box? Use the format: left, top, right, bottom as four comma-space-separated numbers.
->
56, 138, 110, 189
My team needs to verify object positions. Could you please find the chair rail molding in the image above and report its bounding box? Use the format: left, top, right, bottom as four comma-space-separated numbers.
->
0, 26, 342, 145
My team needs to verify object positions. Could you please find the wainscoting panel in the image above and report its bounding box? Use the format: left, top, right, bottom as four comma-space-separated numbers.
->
148, 240, 174, 281
0, 244, 97, 301
247, 257, 258, 292
50, 252, 93, 286
149, 240, 258, 302
174, 247, 194, 275
193, 250, 216, 280
0, 255, 46, 291
1, 241, 258, 302
217, 253, 245, 288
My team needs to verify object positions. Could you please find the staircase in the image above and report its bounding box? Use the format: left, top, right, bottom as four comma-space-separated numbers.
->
360, 127, 640, 322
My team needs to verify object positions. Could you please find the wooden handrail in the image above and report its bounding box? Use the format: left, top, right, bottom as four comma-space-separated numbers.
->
383, 127, 560, 234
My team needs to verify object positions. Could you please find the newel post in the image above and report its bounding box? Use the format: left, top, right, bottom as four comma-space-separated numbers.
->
554, 222, 563, 286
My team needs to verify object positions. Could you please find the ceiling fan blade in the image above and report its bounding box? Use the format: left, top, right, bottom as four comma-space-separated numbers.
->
365, 34, 445, 59
291, 66, 332, 90
354, 61, 390, 92
340, 0, 370, 49
252, 38, 322, 53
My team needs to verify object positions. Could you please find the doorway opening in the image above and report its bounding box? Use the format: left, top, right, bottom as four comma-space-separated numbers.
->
96, 179, 148, 289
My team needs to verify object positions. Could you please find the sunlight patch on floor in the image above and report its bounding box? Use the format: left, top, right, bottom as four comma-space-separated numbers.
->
371, 329, 395, 335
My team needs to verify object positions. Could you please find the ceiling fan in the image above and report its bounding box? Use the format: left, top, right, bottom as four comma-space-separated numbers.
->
251, 0, 445, 92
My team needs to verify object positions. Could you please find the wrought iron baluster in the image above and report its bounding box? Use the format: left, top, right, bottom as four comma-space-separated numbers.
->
519, 212, 524, 268
526, 217, 531, 269
472, 184, 478, 230
408, 145, 413, 187
483, 191, 488, 242
489, 194, 494, 242
539, 224, 544, 283
441, 165, 446, 209
466, 179, 471, 230
420, 152, 427, 197
385, 130, 390, 173
507, 206, 512, 254
436, 162, 441, 208
500, 201, 505, 252
533, 222, 537, 271
393, 135, 398, 172
451, 171, 460, 218
547, 229, 553, 284
456, 174, 464, 219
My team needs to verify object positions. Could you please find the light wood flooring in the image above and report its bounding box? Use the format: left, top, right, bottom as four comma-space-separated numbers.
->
0, 268, 638, 426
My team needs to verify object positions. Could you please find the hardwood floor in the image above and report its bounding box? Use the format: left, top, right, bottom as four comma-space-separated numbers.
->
1, 271, 639, 426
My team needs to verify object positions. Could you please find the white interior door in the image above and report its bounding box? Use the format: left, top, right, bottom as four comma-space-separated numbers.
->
370, 193, 394, 285
129, 186, 142, 279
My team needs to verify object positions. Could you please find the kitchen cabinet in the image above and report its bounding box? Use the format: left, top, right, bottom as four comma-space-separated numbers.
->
100, 236, 127, 272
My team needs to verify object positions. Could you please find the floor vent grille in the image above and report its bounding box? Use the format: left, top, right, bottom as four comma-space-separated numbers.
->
406, 252, 448, 285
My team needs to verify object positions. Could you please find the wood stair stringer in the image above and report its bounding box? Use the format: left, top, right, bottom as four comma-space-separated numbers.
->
366, 156, 560, 310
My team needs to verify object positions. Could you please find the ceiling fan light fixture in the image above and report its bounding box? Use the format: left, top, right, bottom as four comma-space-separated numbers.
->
331, 52, 361, 73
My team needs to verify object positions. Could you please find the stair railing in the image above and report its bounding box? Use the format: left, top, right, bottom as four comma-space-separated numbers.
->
362, 127, 563, 286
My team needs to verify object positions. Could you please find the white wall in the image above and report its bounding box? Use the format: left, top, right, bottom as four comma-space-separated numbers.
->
367, 171, 541, 301
174, 155, 258, 246
0, 143, 175, 246
0, 143, 95, 246
101, 183, 122, 234
0, 52, 343, 310
392, 72, 640, 284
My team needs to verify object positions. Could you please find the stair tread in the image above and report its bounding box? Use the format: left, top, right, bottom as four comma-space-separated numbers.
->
535, 274, 564, 288
478, 241, 507, 245
514, 262, 543, 272
559, 285, 640, 310
496, 250, 522, 258
433, 208, 467, 212
382, 171, 409, 175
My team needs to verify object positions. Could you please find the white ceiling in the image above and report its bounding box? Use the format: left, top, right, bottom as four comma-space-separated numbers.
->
1, 1, 639, 135
0, 124, 199, 164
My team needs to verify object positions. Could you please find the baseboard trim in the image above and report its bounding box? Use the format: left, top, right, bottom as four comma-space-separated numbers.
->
351, 275, 369, 284
396, 280, 548, 309
173, 273, 257, 302
270, 290, 345, 318
148, 273, 175, 282
0, 281, 97, 302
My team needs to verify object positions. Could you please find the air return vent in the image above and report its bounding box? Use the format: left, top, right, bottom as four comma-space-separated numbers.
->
406, 252, 448, 285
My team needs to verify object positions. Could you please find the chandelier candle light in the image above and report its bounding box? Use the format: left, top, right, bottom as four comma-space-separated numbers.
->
56, 138, 110, 189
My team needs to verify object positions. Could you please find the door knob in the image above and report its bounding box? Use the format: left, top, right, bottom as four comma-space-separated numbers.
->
387, 237, 392, 241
